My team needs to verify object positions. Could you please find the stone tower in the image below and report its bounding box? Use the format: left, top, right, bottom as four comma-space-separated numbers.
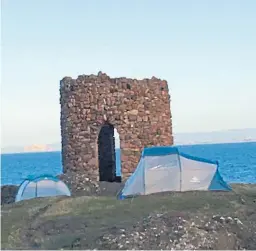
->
60, 72, 173, 184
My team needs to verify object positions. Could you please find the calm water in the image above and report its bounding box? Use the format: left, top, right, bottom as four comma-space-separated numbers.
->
1, 142, 256, 186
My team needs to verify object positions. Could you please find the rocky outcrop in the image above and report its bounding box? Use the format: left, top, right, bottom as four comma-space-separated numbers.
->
60, 72, 173, 184
24, 144, 52, 153
1, 185, 18, 205
58, 171, 124, 196
97, 213, 250, 250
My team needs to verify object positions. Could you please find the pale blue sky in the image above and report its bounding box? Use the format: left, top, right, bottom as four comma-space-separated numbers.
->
1, 0, 256, 147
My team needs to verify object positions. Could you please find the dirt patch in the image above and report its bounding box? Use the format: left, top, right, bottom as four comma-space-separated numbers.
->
96, 213, 255, 250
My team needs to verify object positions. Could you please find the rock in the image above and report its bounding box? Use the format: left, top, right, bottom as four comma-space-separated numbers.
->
226, 216, 233, 223
234, 218, 243, 225
127, 109, 139, 116
1, 185, 19, 205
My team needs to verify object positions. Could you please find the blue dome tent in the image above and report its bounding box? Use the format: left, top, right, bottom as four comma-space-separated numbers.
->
118, 146, 231, 199
15, 175, 71, 202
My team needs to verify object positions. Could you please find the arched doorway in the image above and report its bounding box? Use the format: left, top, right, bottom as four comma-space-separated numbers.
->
97, 122, 121, 182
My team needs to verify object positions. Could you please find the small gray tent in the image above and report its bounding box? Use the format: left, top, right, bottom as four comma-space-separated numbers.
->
15, 175, 71, 202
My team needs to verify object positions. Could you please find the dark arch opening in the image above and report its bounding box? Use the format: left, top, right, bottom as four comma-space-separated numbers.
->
97, 121, 122, 182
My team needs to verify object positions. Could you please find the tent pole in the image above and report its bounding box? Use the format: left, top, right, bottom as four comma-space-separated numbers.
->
177, 150, 182, 191
35, 183, 38, 197
142, 157, 146, 195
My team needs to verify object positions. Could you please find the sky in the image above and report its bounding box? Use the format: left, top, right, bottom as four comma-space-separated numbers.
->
1, 0, 256, 148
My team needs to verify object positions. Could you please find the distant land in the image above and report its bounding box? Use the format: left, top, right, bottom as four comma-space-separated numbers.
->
1, 143, 61, 154
1, 128, 256, 154
174, 128, 256, 146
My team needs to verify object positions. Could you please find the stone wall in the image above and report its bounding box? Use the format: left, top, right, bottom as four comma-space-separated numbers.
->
60, 72, 173, 182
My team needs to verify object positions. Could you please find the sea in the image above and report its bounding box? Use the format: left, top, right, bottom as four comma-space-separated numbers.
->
1, 142, 256, 186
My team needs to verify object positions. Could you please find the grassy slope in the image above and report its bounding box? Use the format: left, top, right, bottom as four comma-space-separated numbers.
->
1, 184, 256, 249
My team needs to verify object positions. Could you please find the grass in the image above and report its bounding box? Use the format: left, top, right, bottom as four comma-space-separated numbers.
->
1, 184, 256, 249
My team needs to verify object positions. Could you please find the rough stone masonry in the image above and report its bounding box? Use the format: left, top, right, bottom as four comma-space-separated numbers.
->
60, 72, 173, 182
